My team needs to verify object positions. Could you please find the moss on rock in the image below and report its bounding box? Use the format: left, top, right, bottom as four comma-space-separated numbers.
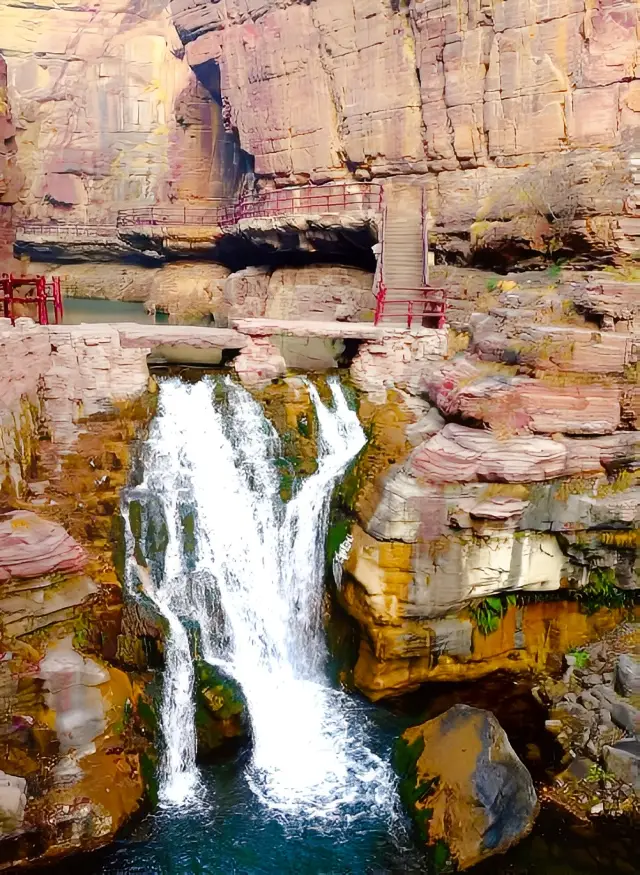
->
194, 660, 248, 756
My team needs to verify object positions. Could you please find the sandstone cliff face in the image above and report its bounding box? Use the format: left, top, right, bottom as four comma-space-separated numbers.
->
172, 0, 639, 258
0, 54, 18, 262
336, 274, 639, 699
0, 0, 242, 226
223, 265, 376, 322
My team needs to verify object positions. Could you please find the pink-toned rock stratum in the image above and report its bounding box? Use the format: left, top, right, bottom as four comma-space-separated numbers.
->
0, 511, 87, 581
0, 54, 19, 263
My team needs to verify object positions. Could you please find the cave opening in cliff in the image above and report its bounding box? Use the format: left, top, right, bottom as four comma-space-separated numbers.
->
211, 227, 378, 274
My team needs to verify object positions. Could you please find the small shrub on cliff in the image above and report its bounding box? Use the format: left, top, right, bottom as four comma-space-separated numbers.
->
486, 278, 499, 293
577, 568, 629, 615
469, 594, 517, 636
568, 647, 590, 669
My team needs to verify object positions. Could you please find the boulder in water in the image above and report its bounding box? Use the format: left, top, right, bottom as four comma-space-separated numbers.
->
194, 661, 248, 756
396, 704, 538, 870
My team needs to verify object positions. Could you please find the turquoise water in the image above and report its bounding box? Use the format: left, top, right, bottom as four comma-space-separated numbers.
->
61, 297, 155, 324
52, 675, 636, 875
58, 690, 427, 875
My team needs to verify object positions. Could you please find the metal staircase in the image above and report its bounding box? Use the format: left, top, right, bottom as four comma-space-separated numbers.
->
375, 182, 446, 329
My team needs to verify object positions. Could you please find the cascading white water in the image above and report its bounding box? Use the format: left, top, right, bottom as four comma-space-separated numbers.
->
124, 376, 396, 818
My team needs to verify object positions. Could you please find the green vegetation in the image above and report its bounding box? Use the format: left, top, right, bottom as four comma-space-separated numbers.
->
113, 698, 134, 736
326, 516, 352, 570
577, 567, 629, 615
586, 763, 613, 784
469, 594, 517, 636
433, 840, 452, 873
546, 260, 565, 280
297, 414, 310, 437
193, 660, 247, 754
339, 381, 359, 413
394, 735, 453, 871
136, 698, 159, 736
568, 648, 590, 670
596, 469, 638, 498
140, 750, 159, 807
394, 735, 433, 838
181, 508, 197, 557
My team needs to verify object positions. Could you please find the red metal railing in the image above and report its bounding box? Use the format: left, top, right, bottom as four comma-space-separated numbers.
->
374, 283, 446, 330
234, 183, 383, 222
117, 183, 382, 227
16, 223, 118, 238
14, 184, 383, 236
117, 201, 234, 228
1, 274, 63, 326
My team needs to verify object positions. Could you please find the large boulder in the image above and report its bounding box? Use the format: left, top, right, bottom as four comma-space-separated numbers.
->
222, 264, 376, 323
397, 705, 538, 871
615, 654, 640, 699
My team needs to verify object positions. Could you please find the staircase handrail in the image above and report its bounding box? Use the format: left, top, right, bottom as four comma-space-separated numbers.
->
373, 286, 447, 329
421, 187, 429, 286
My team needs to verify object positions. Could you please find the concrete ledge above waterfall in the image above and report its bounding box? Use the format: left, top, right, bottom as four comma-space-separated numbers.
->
117, 324, 248, 350
231, 318, 441, 340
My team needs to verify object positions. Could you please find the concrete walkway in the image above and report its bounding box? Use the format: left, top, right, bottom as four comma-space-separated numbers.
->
116, 323, 247, 350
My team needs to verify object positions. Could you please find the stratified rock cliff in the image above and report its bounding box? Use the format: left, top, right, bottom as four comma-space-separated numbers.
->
171, 0, 639, 260
0, 0, 244, 226
0, 54, 19, 264
335, 272, 639, 700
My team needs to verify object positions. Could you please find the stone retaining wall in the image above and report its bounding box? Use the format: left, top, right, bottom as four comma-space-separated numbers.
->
0, 320, 150, 493
1, 317, 447, 488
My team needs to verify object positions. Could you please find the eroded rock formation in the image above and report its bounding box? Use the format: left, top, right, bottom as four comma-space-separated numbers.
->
0, 386, 161, 867
336, 272, 639, 699
0, 0, 243, 226
0, 54, 19, 265
171, 0, 639, 260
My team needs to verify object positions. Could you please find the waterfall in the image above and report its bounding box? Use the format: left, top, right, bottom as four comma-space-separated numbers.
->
124, 376, 396, 819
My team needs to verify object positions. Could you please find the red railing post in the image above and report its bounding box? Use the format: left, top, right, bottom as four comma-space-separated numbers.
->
1, 274, 9, 320
37, 276, 46, 325
374, 281, 386, 326
8, 274, 16, 325
53, 276, 63, 324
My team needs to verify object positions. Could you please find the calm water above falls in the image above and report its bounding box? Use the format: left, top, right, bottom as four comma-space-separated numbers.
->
63, 377, 634, 875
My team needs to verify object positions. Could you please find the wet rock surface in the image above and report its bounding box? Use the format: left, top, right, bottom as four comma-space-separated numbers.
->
397, 705, 539, 870
0, 383, 159, 868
